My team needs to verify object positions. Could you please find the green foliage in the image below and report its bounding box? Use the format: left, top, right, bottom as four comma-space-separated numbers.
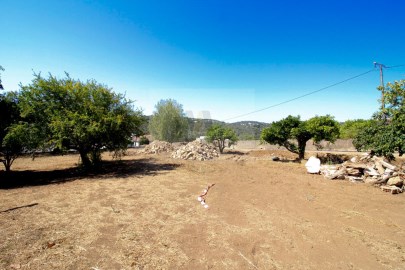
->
184, 118, 267, 141
2, 123, 41, 172
227, 121, 267, 140
190, 118, 209, 138
238, 133, 256, 140
0, 92, 20, 144
148, 99, 188, 142
0, 92, 28, 171
18, 73, 144, 168
261, 115, 340, 159
306, 115, 340, 143
354, 80, 405, 159
187, 118, 221, 140
206, 124, 238, 153
139, 136, 150, 145
339, 119, 372, 139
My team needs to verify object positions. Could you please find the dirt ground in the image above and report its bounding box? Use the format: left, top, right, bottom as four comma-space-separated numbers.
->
1, 149, 405, 270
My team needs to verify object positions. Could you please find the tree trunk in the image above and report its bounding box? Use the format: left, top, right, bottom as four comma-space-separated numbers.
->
219, 140, 225, 153
4, 160, 11, 172
3, 156, 14, 172
297, 139, 308, 160
298, 150, 305, 160
90, 148, 101, 167
79, 150, 91, 168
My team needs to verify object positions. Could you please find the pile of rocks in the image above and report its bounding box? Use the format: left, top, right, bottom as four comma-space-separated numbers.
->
142, 140, 174, 154
319, 154, 405, 194
171, 140, 219, 161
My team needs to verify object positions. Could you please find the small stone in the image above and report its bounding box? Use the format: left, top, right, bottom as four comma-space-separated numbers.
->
387, 176, 403, 187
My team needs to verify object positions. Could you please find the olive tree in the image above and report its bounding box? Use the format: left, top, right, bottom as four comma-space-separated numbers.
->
18, 73, 144, 168
261, 115, 340, 159
206, 124, 238, 153
148, 99, 188, 142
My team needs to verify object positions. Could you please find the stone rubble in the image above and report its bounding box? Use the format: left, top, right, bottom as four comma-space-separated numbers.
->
317, 153, 405, 194
171, 140, 219, 161
141, 140, 174, 154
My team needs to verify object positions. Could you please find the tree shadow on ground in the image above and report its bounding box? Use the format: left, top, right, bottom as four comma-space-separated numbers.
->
275, 159, 302, 164
0, 158, 180, 189
223, 150, 246, 156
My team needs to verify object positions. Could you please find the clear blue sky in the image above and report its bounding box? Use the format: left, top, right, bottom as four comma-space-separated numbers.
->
1, 0, 404, 123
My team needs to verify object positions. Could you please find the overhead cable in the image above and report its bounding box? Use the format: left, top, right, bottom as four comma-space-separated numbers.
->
223, 68, 376, 121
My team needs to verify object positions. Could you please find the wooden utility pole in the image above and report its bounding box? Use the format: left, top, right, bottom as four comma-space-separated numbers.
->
0, 65, 4, 90
374, 62, 386, 110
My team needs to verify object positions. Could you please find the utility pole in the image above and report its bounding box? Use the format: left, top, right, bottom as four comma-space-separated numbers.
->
0, 65, 4, 90
373, 62, 386, 111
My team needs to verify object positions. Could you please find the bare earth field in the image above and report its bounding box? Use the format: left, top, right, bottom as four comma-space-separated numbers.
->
1, 149, 405, 270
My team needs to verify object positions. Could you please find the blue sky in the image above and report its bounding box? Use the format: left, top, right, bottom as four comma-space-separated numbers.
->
1, 0, 404, 123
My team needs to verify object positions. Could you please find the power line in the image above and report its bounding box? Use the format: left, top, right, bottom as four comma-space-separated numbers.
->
386, 64, 405, 69
223, 64, 405, 122
223, 68, 376, 122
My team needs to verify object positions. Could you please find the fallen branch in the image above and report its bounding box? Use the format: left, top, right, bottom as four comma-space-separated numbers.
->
197, 183, 215, 209
1, 203, 38, 213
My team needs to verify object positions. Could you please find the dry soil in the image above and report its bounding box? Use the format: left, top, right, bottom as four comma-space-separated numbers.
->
1, 149, 405, 270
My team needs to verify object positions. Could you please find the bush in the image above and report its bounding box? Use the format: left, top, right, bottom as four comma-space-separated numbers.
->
139, 136, 150, 145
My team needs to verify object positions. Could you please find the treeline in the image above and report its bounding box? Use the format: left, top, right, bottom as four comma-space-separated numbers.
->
141, 115, 267, 141
1, 68, 403, 172
145, 116, 373, 142
187, 119, 267, 140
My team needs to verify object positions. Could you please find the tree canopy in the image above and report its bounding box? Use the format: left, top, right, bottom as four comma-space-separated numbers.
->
206, 124, 238, 153
261, 115, 340, 159
148, 99, 188, 142
0, 91, 37, 172
354, 80, 405, 159
18, 73, 144, 168
339, 119, 373, 139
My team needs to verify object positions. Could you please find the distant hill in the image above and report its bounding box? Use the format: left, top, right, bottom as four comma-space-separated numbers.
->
142, 116, 268, 140
186, 118, 224, 139
226, 121, 269, 140
186, 118, 268, 140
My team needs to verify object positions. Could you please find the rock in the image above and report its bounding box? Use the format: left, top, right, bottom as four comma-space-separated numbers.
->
305, 156, 321, 174
387, 176, 404, 187
349, 176, 364, 183
271, 156, 280, 161
317, 153, 405, 194
346, 168, 362, 176
381, 185, 403, 194
364, 167, 380, 176
350, 156, 358, 163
